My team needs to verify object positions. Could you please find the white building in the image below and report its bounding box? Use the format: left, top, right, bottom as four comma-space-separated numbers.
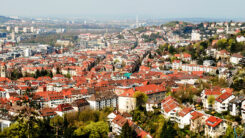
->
230, 53, 243, 64
87, 91, 118, 110
215, 92, 235, 113
14, 26, 19, 33
236, 36, 245, 42
205, 116, 227, 138
176, 107, 193, 128
191, 30, 201, 41
161, 96, 181, 118
0, 118, 12, 131
118, 95, 136, 113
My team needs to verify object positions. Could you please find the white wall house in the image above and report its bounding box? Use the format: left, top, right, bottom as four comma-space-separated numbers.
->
118, 96, 136, 113
230, 53, 243, 64
215, 92, 235, 113
0, 119, 11, 131
88, 92, 118, 110
161, 96, 181, 118
229, 96, 245, 117
236, 36, 245, 42
205, 116, 227, 138
176, 107, 192, 128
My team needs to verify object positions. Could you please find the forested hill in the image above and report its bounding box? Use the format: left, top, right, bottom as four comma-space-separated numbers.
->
162, 21, 193, 28
0, 16, 15, 23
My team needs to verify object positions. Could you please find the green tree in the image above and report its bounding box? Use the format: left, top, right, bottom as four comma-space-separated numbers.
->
169, 45, 175, 54
35, 70, 41, 78
207, 95, 215, 109
74, 121, 109, 137
2, 106, 40, 138
120, 121, 137, 138
48, 71, 53, 78
10, 69, 23, 80
38, 117, 54, 137
50, 115, 64, 138
134, 91, 148, 110
160, 120, 177, 138
56, 67, 61, 74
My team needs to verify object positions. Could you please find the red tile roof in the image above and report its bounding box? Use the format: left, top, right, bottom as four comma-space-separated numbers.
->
56, 103, 73, 112
135, 84, 166, 95
206, 116, 223, 128
120, 88, 135, 97
190, 111, 204, 120
204, 87, 222, 95
40, 108, 57, 117
137, 130, 150, 138
216, 92, 233, 103
178, 107, 192, 117
112, 114, 134, 127
161, 96, 179, 113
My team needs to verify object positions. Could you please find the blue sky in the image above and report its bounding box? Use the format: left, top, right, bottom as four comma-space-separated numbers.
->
1, 0, 245, 19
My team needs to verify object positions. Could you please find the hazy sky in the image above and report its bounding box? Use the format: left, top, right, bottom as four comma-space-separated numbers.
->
1, 0, 245, 19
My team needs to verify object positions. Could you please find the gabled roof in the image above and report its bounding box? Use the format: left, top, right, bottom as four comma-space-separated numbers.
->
72, 98, 89, 107
40, 108, 57, 117
206, 116, 223, 128
204, 87, 222, 95
120, 88, 135, 97
56, 103, 73, 112
135, 84, 166, 95
161, 96, 179, 113
190, 111, 204, 120
231, 53, 243, 58
112, 114, 133, 127
216, 92, 233, 103
178, 107, 192, 117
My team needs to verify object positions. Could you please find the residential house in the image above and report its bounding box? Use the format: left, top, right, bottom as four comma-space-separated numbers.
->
176, 107, 193, 128
161, 96, 181, 119
230, 53, 243, 64
172, 60, 182, 70
135, 84, 166, 102
228, 95, 245, 117
236, 36, 245, 42
71, 98, 90, 112
39, 107, 57, 118
215, 92, 235, 113
205, 116, 227, 138
201, 87, 222, 110
190, 111, 206, 133
0, 113, 12, 131
87, 91, 118, 110
55, 103, 74, 116
110, 114, 151, 138
118, 89, 136, 113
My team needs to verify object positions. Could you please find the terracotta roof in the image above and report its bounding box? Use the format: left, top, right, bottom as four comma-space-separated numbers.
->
120, 88, 135, 97
206, 116, 223, 127
178, 107, 192, 117
231, 53, 243, 58
204, 87, 222, 95
216, 92, 233, 103
112, 114, 134, 127
40, 108, 57, 117
56, 103, 73, 112
135, 84, 166, 95
161, 96, 179, 113
72, 98, 89, 107
190, 111, 204, 120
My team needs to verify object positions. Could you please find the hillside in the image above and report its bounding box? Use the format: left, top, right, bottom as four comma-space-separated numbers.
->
162, 21, 193, 28
0, 16, 14, 23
